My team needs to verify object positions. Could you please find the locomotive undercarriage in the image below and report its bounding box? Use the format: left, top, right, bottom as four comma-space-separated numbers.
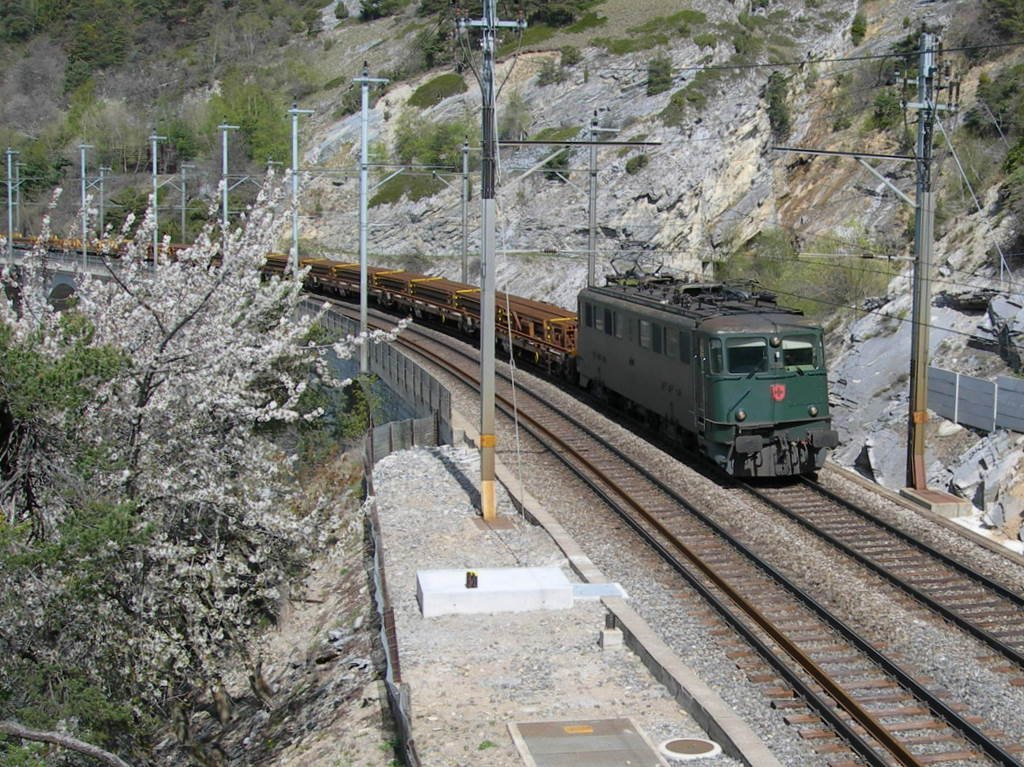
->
718, 424, 839, 478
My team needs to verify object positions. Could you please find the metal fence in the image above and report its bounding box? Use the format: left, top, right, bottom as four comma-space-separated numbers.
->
305, 298, 446, 767
928, 366, 1024, 433
302, 298, 453, 442
365, 416, 440, 465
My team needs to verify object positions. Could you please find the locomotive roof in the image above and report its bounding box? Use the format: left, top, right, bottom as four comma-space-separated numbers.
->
582, 275, 813, 324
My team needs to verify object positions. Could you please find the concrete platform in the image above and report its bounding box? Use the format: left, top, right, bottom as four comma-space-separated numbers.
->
900, 486, 974, 518
416, 565, 574, 617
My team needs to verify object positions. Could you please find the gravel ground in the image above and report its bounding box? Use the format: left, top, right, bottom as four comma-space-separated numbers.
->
412, 347, 1024, 765
373, 445, 736, 767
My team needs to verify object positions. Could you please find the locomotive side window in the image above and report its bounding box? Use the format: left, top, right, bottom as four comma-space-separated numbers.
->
584, 302, 594, 328
666, 329, 678, 358
639, 320, 652, 349
709, 338, 723, 374
652, 324, 663, 354
615, 312, 624, 339
679, 331, 692, 363
783, 336, 820, 370
595, 307, 604, 332
726, 338, 766, 373
604, 308, 614, 336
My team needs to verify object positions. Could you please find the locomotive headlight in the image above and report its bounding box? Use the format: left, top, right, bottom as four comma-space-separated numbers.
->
735, 409, 747, 422
808, 405, 819, 416
769, 335, 781, 348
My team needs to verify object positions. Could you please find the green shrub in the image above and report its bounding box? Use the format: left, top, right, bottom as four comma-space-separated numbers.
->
537, 58, 566, 86
360, 0, 409, 21
870, 90, 902, 131
988, 0, 1024, 38
625, 153, 649, 174
335, 2, 349, 19
543, 147, 570, 181
732, 30, 763, 59
393, 112, 471, 167
850, 11, 867, 45
560, 45, 582, 67
647, 54, 673, 96
533, 125, 580, 142
370, 173, 445, 206
765, 71, 791, 140
693, 32, 717, 49
407, 73, 467, 107
660, 68, 726, 126
593, 9, 707, 54
497, 23, 555, 56
717, 227, 897, 320
567, 12, 606, 33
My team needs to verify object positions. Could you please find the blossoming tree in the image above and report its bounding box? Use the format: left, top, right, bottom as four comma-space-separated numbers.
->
0, 179, 402, 764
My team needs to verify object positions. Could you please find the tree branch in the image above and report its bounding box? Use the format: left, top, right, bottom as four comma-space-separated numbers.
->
0, 720, 134, 767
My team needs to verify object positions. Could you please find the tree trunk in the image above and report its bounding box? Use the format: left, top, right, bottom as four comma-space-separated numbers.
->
0, 720, 135, 767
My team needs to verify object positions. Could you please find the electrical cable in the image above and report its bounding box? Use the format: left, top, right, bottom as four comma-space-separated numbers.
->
934, 114, 1015, 282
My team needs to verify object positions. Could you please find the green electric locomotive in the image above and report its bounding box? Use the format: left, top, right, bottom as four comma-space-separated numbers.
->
576, 272, 838, 477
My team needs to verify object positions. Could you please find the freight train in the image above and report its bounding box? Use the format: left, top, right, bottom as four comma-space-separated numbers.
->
8, 235, 836, 474
266, 254, 837, 477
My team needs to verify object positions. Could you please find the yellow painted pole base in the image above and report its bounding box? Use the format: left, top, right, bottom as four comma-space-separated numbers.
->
481, 479, 497, 522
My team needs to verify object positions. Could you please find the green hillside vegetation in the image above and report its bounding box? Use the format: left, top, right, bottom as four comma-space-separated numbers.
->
408, 73, 469, 108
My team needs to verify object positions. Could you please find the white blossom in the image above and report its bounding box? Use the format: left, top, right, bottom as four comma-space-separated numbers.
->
0, 174, 396, 737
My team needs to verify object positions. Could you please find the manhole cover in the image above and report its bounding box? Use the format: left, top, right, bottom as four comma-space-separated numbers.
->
659, 737, 722, 762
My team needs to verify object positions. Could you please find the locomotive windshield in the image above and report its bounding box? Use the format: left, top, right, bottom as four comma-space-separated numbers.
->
726, 338, 767, 373
782, 335, 821, 370
718, 334, 824, 374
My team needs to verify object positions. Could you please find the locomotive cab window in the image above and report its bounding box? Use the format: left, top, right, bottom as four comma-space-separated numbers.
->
708, 338, 723, 374
639, 320, 652, 349
782, 336, 821, 370
604, 308, 615, 336
679, 331, 692, 363
584, 302, 594, 328
726, 338, 767, 374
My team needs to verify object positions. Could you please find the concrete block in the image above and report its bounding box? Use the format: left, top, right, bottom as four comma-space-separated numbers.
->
416, 566, 573, 617
900, 487, 973, 518
600, 627, 624, 650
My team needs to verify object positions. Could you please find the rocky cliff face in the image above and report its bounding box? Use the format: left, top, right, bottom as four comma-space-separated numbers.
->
301, 0, 1023, 548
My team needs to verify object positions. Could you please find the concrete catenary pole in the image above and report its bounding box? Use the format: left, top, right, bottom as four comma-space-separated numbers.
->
588, 113, 598, 287
80, 144, 92, 266
14, 161, 24, 235
288, 105, 314, 276
460, 1, 524, 521
461, 138, 470, 283
98, 166, 110, 236
906, 33, 939, 491
5, 148, 17, 265
218, 123, 239, 234
180, 163, 195, 243
150, 131, 166, 261
354, 63, 388, 374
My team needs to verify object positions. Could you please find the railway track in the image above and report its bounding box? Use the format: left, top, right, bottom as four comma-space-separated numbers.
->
353, 304, 1024, 766
745, 479, 1024, 672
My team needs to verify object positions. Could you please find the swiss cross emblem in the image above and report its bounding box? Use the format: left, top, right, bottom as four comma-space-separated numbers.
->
770, 384, 787, 402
